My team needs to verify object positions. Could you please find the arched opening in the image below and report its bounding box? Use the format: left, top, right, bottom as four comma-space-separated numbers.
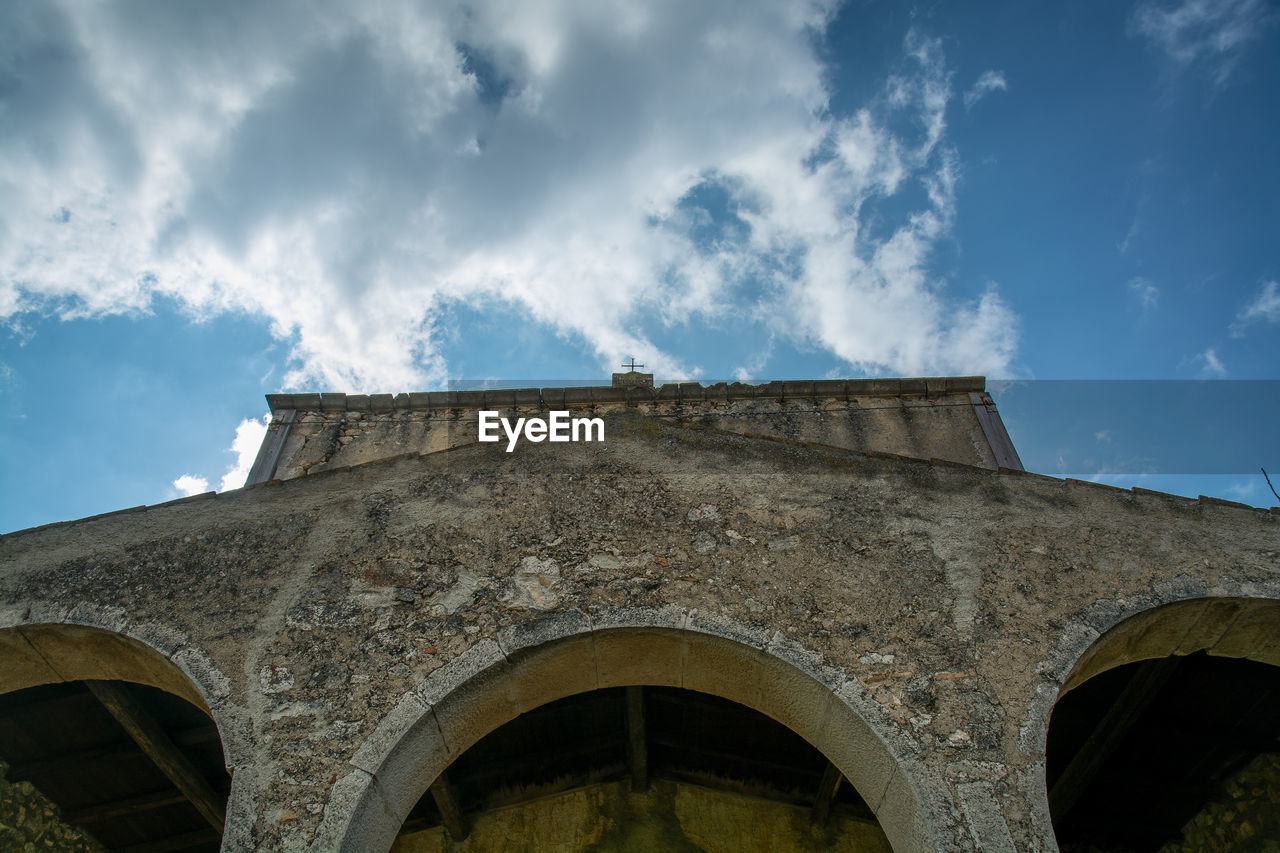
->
322, 622, 941, 853
392, 686, 892, 852
0, 624, 231, 852
1046, 598, 1280, 852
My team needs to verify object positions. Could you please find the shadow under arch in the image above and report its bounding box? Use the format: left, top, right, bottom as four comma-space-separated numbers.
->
1032, 595, 1280, 851
320, 618, 946, 853
0, 620, 242, 850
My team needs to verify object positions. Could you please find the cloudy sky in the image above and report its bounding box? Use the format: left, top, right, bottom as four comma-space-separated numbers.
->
2, 0, 1278, 530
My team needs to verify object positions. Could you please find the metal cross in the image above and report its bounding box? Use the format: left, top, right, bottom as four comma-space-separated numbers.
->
621, 357, 644, 372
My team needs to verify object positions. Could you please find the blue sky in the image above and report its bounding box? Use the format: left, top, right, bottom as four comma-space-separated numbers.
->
2, 0, 1278, 531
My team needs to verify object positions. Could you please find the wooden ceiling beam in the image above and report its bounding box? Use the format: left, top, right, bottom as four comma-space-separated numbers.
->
1048, 656, 1179, 822
626, 686, 649, 793
648, 734, 823, 780
63, 788, 188, 825
811, 761, 842, 826
450, 733, 626, 786
85, 680, 225, 833
429, 770, 469, 841
7, 726, 219, 780
114, 828, 221, 853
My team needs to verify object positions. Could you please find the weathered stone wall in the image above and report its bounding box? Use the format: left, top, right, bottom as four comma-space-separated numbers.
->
1, 407, 1276, 851
1159, 753, 1280, 852
0, 759, 104, 852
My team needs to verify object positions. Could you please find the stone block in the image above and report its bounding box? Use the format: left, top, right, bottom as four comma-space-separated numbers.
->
685, 608, 769, 649
588, 604, 687, 632
871, 764, 937, 853
0, 603, 26, 630
64, 601, 129, 633
0, 627, 61, 693
625, 385, 653, 404
683, 633, 763, 705
309, 769, 391, 853
822, 683, 900, 820
427, 660, 522, 760
1017, 682, 1058, 756
595, 386, 630, 402
782, 380, 814, 398
594, 627, 684, 688
417, 638, 507, 707
481, 389, 516, 407
756, 381, 784, 399
350, 691, 430, 776
899, 378, 927, 395
171, 645, 233, 709
220, 760, 259, 852
813, 379, 846, 398
426, 391, 454, 408
957, 779, 1016, 852
852, 378, 900, 396
496, 610, 592, 657
754, 653, 838, 744
1209, 599, 1280, 664
1174, 598, 1242, 656
506, 633, 598, 713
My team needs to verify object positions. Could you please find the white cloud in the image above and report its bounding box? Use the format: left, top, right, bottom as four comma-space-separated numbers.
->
1130, 0, 1276, 86
1196, 347, 1227, 378
1, 2, 1018, 389
172, 474, 209, 496
1234, 280, 1280, 331
220, 415, 271, 492
1129, 276, 1159, 312
170, 414, 269, 497
1118, 215, 1141, 254
1222, 479, 1261, 504
962, 70, 1007, 110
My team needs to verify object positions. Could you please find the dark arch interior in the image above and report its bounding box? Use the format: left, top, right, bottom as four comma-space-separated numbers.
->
397, 686, 881, 842
1047, 652, 1280, 852
0, 680, 229, 852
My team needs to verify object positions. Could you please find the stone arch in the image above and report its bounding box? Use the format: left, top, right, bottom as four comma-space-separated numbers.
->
1057, 596, 1280, 696
0, 617, 250, 852
2, 622, 213, 711
1024, 593, 1280, 851
316, 610, 947, 853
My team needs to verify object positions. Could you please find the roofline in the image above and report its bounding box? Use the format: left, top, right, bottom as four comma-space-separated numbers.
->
265, 376, 988, 414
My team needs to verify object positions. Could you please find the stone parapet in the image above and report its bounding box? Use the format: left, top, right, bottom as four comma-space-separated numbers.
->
265, 376, 986, 414
255, 377, 1002, 483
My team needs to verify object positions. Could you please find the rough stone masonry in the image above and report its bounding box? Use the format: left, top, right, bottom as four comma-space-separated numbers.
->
0, 377, 1276, 851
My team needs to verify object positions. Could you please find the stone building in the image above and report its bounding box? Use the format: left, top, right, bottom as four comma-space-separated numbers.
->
0, 375, 1276, 852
